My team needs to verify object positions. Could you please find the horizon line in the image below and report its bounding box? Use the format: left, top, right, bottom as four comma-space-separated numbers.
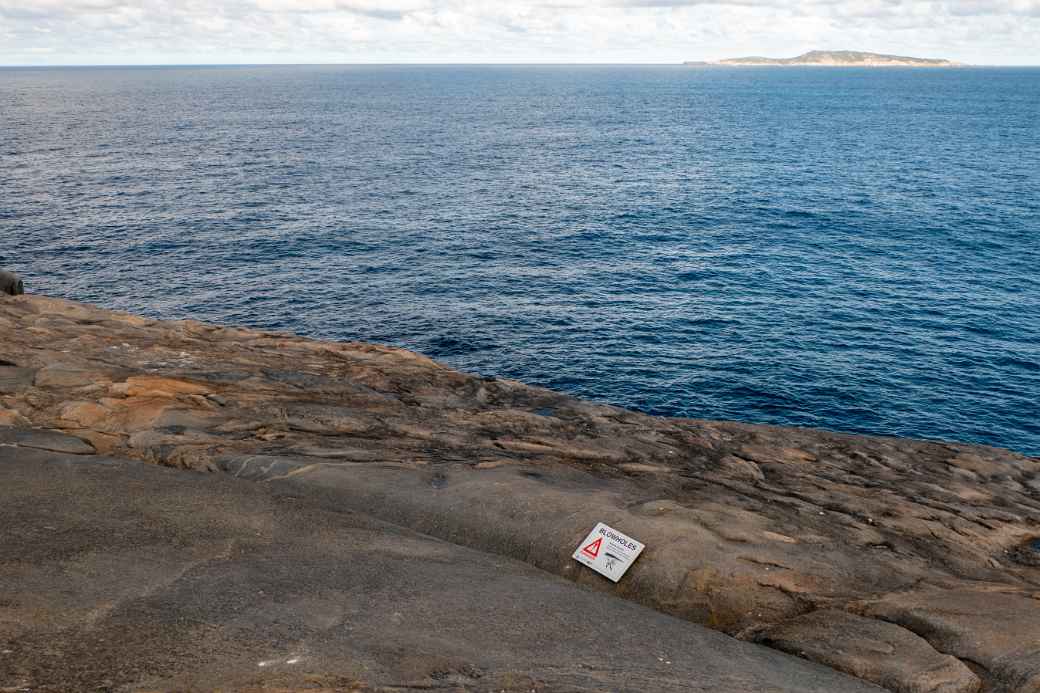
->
3, 60, 1039, 69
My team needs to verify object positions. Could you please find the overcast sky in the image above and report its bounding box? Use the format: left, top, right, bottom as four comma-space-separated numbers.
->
1, 0, 1038, 66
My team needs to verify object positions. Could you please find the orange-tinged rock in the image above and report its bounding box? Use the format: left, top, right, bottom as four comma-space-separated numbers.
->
69, 429, 123, 454
60, 401, 111, 428
0, 408, 30, 426
87, 396, 182, 432
124, 399, 187, 431
116, 376, 212, 398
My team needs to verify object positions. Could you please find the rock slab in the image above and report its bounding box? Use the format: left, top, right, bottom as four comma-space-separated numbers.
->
0, 426, 96, 454
0, 445, 880, 692
752, 609, 981, 693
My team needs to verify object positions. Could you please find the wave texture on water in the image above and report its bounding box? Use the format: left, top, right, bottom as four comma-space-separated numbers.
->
2, 65, 1038, 454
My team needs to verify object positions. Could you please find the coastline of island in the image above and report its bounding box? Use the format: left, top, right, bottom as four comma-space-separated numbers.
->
687, 50, 964, 67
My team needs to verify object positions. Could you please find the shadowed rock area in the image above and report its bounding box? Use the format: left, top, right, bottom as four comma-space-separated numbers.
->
2, 293, 1039, 692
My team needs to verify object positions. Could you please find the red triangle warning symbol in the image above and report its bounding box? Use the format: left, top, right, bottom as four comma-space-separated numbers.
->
581, 537, 602, 559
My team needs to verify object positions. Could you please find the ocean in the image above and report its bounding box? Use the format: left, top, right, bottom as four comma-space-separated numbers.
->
2, 65, 1038, 455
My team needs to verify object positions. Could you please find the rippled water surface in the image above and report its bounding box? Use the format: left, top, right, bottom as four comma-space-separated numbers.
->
2, 65, 1039, 454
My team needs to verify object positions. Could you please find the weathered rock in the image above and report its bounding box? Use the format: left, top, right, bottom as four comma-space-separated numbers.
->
114, 375, 212, 398
58, 401, 111, 427
862, 589, 1040, 692
0, 269, 24, 296
34, 365, 104, 389
0, 446, 881, 692
0, 426, 95, 454
1, 293, 1039, 691
0, 366, 35, 394
0, 408, 30, 427
751, 609, 981, 693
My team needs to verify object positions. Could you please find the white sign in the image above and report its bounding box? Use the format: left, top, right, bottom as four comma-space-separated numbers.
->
572, 522, 645, 582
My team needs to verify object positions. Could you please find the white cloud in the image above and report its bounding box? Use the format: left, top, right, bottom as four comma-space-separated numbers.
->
0, 0, 1037, 64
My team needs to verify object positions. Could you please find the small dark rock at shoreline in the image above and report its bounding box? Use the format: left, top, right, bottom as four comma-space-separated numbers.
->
0, 269, 24, 296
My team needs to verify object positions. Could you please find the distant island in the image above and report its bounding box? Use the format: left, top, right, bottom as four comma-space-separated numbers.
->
687, 50, 961, 67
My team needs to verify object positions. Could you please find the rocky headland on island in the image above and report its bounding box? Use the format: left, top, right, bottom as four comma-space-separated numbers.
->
2, 286, 1039, 692
687, 50, 961, 67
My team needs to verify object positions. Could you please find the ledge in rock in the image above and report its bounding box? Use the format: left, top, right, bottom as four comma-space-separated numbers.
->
0, 426, 96, 454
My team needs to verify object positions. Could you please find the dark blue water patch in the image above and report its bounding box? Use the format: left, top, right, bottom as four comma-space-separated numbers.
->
426, 334, 502, 358
1, 65, 1039, 455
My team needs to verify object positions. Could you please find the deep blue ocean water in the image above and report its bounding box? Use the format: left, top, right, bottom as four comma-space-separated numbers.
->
2, 65, 1038, 455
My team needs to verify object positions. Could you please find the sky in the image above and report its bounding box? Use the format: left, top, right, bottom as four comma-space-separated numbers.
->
1, 0, 1038, 66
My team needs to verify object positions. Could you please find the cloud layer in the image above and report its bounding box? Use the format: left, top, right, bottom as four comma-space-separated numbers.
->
1, 0, 1038, 65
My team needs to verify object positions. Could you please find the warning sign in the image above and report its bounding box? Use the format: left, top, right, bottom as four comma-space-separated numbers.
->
581, 537, 602, 559
572, 522, 645, 582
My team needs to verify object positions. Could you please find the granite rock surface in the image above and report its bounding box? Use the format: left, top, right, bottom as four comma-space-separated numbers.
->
2, 293, 1038, 692
0, 447, 881, 692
